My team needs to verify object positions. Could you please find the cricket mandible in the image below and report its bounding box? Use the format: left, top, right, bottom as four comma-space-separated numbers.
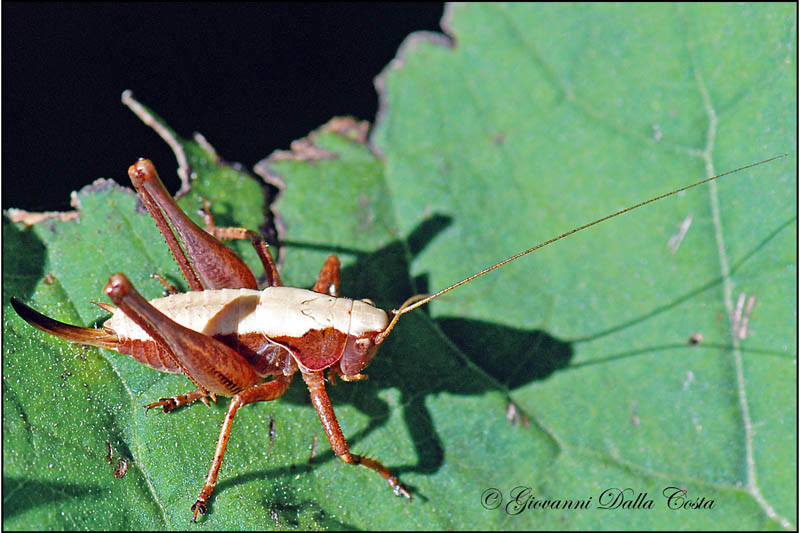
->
10, 155, 782, 520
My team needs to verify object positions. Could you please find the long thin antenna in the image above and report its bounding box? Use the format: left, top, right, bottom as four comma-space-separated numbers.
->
374, 154, 785, 344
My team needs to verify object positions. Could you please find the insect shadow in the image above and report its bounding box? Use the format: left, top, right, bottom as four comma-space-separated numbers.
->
272, 213, 572, 483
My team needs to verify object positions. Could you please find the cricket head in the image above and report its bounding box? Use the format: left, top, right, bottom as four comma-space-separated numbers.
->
339, 294, 432, 375
338, 298, 389, 376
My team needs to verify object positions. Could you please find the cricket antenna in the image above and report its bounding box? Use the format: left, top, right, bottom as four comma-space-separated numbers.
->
374, 154, 786, 345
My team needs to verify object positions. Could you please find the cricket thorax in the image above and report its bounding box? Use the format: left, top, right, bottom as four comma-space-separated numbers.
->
256, 287, 389, 373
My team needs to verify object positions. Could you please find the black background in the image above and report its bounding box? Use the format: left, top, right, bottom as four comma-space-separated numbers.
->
3, 3, 444, 211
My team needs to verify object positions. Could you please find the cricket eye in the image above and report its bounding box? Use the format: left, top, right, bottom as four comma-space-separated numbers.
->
354, 337, 371, 354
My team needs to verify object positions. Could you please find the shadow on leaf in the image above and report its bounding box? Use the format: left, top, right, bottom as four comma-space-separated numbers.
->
2, 477, 108, 521
267, 214, 573, 486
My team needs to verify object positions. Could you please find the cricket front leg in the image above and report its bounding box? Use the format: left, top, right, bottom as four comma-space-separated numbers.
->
312, 254, 340, 297
301, 371, 411, 499
191, 375, 293, 521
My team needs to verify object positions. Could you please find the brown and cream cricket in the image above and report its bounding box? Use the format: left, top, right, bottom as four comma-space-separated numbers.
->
11, 156, 782, 520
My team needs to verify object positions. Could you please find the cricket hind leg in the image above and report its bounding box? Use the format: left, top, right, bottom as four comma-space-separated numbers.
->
191, 375, 293, 521
128, 159, 259, 291
198, 198, 282, 287
301, 371, 411, 499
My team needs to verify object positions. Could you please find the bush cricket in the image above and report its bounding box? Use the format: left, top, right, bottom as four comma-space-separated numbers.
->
10, 154, 783, 520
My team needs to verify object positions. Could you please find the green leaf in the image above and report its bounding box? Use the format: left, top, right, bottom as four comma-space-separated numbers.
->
372, 3, 796, 530
3, 3, 795, 531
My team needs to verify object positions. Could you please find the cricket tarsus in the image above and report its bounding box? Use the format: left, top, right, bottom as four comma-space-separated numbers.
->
376, 154, 787, 341
144, 389, 211, 413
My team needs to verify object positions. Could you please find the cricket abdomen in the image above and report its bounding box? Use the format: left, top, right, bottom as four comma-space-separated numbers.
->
105, 289, 265, 340
107, 288, 296, 377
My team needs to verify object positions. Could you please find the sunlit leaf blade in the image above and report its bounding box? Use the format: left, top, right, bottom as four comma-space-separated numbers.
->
372, 3, 796, 530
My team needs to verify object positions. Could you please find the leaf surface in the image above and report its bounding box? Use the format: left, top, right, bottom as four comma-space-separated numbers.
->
372, 3, 796, 530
